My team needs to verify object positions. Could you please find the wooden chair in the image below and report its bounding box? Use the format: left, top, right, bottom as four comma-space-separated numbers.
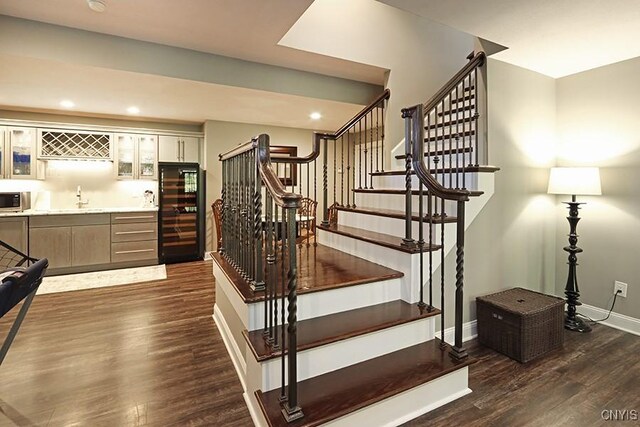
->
297, 197, 318, 245
212, 199, 223, 251
328, 203, 338, 227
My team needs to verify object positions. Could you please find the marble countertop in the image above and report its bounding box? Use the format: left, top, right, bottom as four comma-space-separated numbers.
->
0, 206, 159, 218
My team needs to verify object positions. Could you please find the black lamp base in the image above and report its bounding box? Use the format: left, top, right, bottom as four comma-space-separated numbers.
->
565, 313, 592, 333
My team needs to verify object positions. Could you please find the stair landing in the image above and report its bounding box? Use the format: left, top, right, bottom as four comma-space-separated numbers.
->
212, 244, 403, 303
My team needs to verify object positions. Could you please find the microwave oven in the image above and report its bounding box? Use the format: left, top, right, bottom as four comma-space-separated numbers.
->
0, 192, 31, 212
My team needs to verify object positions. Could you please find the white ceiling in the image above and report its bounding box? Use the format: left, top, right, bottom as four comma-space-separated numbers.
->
0, 0, 385, 85
0, 0, 386, 128
379, 0, 640, 78
0, 54, 363, 131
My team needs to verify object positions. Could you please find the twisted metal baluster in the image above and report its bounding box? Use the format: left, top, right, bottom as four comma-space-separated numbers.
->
440, 196, 446, 350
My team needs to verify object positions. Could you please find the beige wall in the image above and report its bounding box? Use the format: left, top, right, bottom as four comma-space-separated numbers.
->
555, 56, 640, 319
204, 120, 318, 252
438, 59, 558, 326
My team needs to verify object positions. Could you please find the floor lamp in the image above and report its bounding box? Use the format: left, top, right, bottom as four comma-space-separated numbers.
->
548, 167, 601, 333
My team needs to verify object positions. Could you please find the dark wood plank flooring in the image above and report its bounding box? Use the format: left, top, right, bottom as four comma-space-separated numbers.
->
213, 244, 403, 303
403, 324, 640, 427
0, 261, 251, 427
1, 260, 638, 426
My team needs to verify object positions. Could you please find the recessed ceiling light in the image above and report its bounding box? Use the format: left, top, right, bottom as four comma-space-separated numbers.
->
127, 106, 140, 115
87, 0, 106, 13
60, 100, 75, 109
310, 112, 322, 120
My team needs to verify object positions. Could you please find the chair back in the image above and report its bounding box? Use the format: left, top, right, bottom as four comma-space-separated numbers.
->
212, 199, 223, 251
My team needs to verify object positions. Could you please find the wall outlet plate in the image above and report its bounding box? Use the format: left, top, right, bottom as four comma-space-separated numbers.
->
614, 281, 628, 298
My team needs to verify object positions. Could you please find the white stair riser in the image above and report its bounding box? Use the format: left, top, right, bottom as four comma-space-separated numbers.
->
372, 173, 479, 191
338, 210, 449, 241
355, 192, 458, 214
247, 277, 402, 331
257, 317, 436, 392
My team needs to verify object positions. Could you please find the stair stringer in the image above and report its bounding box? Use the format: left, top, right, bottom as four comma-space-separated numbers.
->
318, 172, 495, 304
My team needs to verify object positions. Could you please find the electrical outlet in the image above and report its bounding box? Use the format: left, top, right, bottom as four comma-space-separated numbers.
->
614, 281, 628, 298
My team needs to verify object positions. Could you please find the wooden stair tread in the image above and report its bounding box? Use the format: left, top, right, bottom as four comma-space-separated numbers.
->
395, 146, 473, 159
353, 188, 484, 197
371, 165, 501, 175
336, 206, 457, 223
212, 245, 403, 303
317, 224, 440, 254
244, 300, 440, 362
256, 339, 473, 427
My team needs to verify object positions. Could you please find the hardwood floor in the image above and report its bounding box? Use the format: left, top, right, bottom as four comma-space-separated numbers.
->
0, 260, 251, 427
1, 260, 638, 426
404, 324, 640, 427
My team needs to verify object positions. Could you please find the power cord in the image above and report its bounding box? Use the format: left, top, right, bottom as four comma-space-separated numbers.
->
576, 290, 621, 323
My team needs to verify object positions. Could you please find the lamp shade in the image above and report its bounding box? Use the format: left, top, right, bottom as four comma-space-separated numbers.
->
547, 167, 601, 196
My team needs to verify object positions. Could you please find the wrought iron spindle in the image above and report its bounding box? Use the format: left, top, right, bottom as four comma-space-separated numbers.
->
358, 120, 362, 190
280, 207, 286, 399
340, 135, 344, 206
363, 114, 368, 189
455, 84, 460, 189
321, 136, 329, 227
418, 181, 425, 309
346, 131, 350, 207
282, 206, 303, 422
473, 68, 479, 166
428, 189, 433, 311
352, 127, 356, 208
369, 110, 374, 188
381, 100, 385, 172
401, 108, 415, 248
440, 196, 446, 349
451, 201, 468, 360
265, 193, 273, 339
375, 106, 380, 173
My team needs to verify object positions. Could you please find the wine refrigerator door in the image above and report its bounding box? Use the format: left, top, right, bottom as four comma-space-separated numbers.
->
159, 164, 200, 263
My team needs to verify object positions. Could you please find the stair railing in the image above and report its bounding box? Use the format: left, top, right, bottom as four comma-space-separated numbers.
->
319, 89, 390, 225
219, 134, 304, 422
400, 51, 486, 361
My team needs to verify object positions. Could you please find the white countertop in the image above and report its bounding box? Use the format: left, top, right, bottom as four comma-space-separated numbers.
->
0, 207, 159, 218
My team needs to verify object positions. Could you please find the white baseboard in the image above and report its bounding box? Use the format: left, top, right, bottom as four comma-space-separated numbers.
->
579, 303, 640, 336
212, 305, 247, 390
437, 320, 478, 345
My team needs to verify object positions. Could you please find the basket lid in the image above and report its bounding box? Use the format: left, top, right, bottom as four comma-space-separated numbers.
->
476, 287, 565, 315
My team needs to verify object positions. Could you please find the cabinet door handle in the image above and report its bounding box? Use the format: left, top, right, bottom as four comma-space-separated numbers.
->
114, 248, 155, 254
114, 230, 155, 235
114, 215, 155, 220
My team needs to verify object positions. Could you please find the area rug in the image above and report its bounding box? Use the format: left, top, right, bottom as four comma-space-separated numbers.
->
37, 264, 168, 295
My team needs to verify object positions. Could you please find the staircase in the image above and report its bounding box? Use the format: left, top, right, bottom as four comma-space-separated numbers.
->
212, 51, 499, 426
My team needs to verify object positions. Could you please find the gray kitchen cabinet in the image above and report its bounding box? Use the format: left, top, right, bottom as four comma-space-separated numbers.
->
72, 224, 111, 266
0, 216, 28, 254
158, 135, 199, 163
29, 226, 72, 269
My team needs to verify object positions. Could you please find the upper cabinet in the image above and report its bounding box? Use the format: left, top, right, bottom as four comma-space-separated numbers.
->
114, 133, 158, 180
38, 129, 113, 161
0, 127, 44, 180
158, 135, 200, 163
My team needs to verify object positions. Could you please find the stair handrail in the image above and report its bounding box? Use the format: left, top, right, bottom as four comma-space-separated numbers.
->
255, 134, 302, 208
422, 52, 485, 114
319, 89, 391, 225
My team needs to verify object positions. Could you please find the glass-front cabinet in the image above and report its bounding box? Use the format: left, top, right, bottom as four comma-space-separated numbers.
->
1, 127, 39, 180
138, 135, 157, 179
115, 133, 157, 180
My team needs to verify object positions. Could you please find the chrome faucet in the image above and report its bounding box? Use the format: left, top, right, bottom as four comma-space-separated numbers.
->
76, 185, 89, 209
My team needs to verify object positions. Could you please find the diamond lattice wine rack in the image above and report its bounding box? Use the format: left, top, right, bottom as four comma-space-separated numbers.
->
38, 130, 113, 160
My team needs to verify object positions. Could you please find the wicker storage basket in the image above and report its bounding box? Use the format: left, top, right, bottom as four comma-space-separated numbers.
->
476, 287, 565, 363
